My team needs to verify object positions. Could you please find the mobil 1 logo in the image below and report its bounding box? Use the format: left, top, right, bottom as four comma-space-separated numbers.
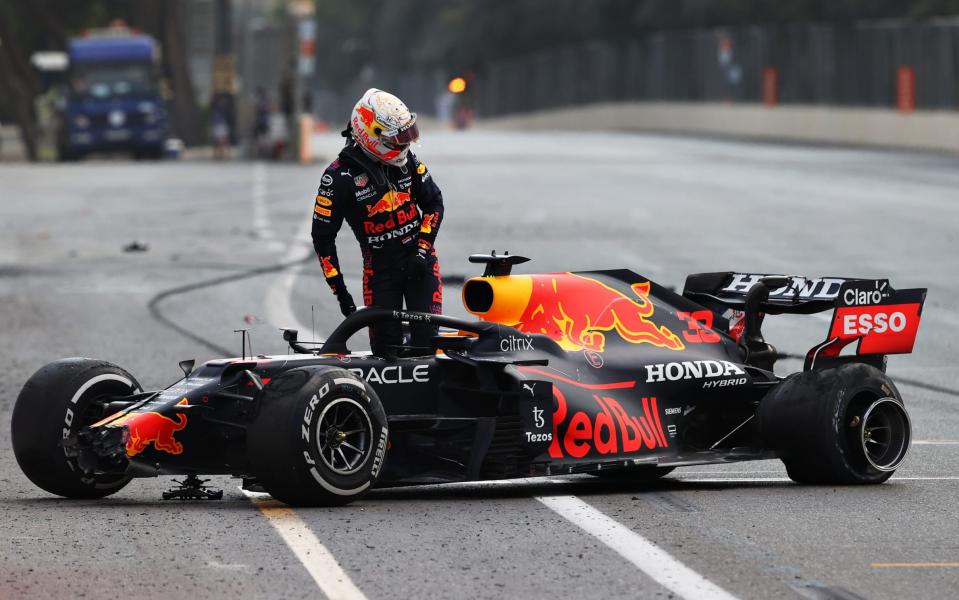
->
519, 380, 553, 454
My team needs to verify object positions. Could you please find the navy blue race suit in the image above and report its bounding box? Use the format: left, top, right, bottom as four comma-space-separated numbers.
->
311, 143, 444, 356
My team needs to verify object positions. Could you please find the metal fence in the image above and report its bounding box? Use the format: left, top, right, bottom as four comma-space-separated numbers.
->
473, 19, 959, 117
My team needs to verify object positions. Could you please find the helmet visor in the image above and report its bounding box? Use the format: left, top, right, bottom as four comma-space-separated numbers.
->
382, 114, 419, 147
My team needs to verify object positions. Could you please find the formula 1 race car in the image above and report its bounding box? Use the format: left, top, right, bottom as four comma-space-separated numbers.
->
12, 254, 927, 506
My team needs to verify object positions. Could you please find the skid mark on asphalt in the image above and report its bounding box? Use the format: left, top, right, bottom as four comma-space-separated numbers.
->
642, 491, 699, 512
537, 495, 739, 600
790, 582, 868, 600
242, 490, 367, 600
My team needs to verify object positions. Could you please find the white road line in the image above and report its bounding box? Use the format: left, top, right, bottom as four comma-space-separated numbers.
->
251, 162, 285, 253
255, 160, 315, 337
913, 440, 959, 445
263, 216, 314, 336
537, 495, 740, 600
242, 489, 368, 600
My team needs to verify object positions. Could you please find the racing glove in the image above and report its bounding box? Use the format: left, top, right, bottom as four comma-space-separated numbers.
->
406, 243, 431, 280
337, 291, 357, 317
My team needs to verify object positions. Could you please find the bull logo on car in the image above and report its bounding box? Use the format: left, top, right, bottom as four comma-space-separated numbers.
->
102, 399, 189, 456
516, 274, 684, 352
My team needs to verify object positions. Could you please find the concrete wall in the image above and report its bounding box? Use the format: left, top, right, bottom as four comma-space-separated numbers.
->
479, 102, 959, 153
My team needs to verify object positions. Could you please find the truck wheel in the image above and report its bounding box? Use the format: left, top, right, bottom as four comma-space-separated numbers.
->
247, 367, 388, 506
758, 363, 910, 485
12, 358, 139, 498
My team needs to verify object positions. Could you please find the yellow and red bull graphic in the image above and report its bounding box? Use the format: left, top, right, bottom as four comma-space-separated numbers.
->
466, 273, 684, 352
367, 190, 411, 217
363, 191, 419, 239
420, 212, 438, 234
320, 255, 339, 279
97, 399, 189, 457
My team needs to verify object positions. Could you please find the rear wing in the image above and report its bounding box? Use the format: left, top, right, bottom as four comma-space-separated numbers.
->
683, 272, 847, 314
808, 279, 926, 368
683, 272, 926, 369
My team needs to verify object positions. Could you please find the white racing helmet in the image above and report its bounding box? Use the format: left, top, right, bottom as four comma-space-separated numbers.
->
350, 88, 419, 167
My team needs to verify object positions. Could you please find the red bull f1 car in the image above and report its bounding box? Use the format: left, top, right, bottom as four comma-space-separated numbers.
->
12, 254, 926, 506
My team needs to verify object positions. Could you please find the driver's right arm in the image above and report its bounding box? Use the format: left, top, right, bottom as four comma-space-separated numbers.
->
311, 171, 356, 316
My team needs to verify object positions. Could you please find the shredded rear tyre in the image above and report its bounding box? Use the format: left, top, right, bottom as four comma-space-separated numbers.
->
758, 363, 910, 485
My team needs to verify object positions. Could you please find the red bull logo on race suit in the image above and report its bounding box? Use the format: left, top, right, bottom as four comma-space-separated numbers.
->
515, 274, 684, 353
367, 190, 411, 217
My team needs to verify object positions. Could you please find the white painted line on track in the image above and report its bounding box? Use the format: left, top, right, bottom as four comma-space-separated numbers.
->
254, 160, 314, 335
913, 440, 959, 445
263, 215, 314, 336
251, 162, 286, 253
537, 495, 740, 600
242, 489, 367, 600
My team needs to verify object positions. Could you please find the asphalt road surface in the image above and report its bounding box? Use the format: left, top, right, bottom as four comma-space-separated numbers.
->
2, 131, 958, 599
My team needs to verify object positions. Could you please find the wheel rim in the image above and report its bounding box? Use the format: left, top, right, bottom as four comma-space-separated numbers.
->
316, 398, 373, 476
858, 397, 911, 472
66, 376, 138, 486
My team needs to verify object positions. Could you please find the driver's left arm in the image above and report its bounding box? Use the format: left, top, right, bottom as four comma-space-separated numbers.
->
411, 156, 443, 253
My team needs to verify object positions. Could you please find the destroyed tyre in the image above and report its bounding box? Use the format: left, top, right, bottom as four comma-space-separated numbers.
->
12, 358, 139, 498
759, 363, 910, 485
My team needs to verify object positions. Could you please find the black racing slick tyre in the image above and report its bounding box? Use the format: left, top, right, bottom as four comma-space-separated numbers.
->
589, 466, 675, 482
758, 363, 911, 485
247, 367, 388, 507
12, 358, 139, 498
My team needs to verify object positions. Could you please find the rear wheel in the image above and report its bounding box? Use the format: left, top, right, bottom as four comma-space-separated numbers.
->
759, 363, 910, 485
247, 367, 388, 506
12, 358, 139, 498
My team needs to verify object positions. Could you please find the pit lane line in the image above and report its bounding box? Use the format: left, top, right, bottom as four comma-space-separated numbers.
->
241, 490, 368, 600
537, 495, 740, 600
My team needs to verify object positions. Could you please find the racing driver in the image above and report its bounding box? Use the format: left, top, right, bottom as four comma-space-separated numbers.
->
311, 88, 444, 356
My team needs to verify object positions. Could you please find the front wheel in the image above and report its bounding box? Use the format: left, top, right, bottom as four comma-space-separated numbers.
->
247, 367, 388, 506
12, 358, 139, 498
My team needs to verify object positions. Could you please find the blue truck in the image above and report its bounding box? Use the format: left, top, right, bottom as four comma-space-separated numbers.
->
60, 29, 168, 160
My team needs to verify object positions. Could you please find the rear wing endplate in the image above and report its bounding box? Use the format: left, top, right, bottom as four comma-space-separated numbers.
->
806, 279, 926, 369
